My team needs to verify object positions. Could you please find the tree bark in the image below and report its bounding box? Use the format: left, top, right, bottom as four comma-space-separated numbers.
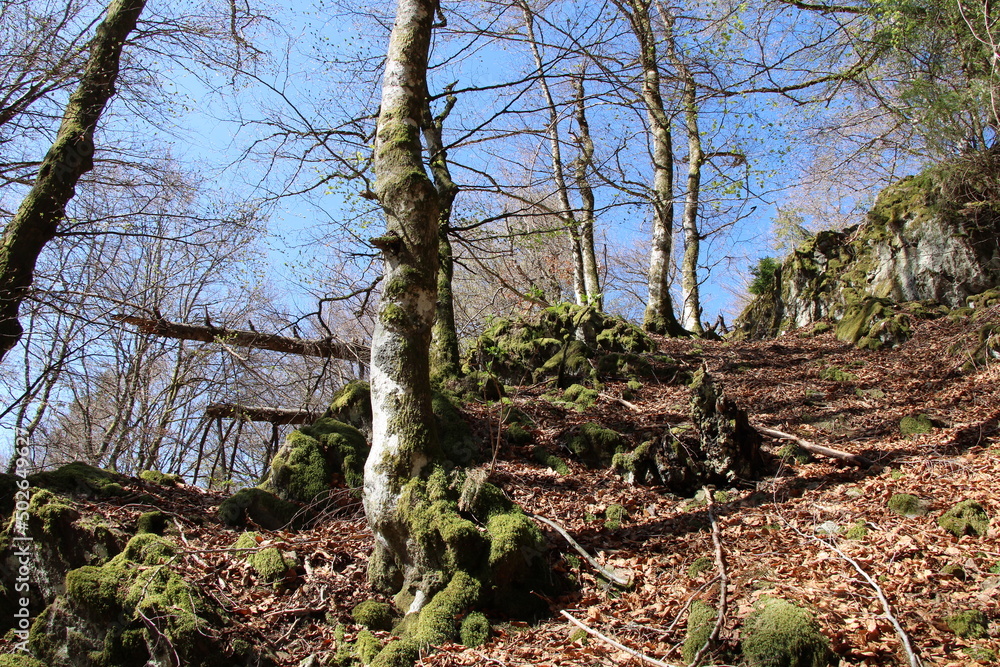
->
572, 74, 602, 310
615, 0, 687, 336
659, 4, 704, 335
0, 0, 147, 362
364, 0, 442, 611
423, 89, 461, 382
520, 0, 588, 305
113, 314, 370, 360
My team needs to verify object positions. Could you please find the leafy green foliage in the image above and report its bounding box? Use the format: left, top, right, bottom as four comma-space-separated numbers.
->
748, 257, 780, 296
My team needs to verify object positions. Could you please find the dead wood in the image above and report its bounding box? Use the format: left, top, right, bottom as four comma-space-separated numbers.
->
756, 425, 873, 467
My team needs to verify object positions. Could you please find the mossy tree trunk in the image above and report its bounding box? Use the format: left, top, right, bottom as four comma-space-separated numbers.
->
0, 0, 147, 363
423, 88, 461, 383
614, 0, 688, 336
364, 0, 443, 612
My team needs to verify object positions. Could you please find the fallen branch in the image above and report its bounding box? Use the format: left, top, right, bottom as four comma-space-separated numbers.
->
757, 426, 873, 467
790, 525, 922, 667
600, 393, 641, 412
113, 314, 369, 361
688, 488, 728, 667
561, 610, 678, 667
527, 513, 632, 588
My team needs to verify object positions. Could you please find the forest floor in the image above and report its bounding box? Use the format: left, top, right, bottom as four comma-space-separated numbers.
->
8, 307, 1000, 666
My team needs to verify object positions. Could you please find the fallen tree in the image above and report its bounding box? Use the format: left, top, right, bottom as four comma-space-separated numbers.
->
113, 314, 369, 361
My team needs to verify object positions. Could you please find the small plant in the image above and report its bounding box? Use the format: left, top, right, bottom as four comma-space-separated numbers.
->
749, 256, 781, 296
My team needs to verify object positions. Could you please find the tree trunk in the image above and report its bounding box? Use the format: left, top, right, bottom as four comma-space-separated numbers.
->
424, 90, 461, 382
0, 0, 147, 363
520, 0, 587, 305
364, 0, 442, 612
616, 0, 687, 336
572, 74, 602, 310
659, 4, 704, 335
679, 73, 704, 335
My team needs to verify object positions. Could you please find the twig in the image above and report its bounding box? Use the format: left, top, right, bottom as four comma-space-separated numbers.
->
811, 532, 922, 667
600, 393, 641, 412
561, 610, 679, 667
527, 513, 633, 588
688, 488, 728, 667
757, 426, 873, 467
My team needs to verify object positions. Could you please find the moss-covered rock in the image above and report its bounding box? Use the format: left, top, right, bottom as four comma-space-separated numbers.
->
938, 500, 990, 537
741, 597, 833, 667
136, 511, 169, 535
688, 556, 713, 578
459, 611, 491, 647
532, 446, 569, 474
356, 629, 382, 664
264, 418, 368, 502
370, 639, 419, 667
561, 383, 598, 410
28, 533, 268, 666
218, 487, 301, 530
682, 600, 716, 663
566, 423, 626, 468
138, 470, 182, 486
946, 609, 989, 638
899, 414, 935, 437
324, 380, 374, 438
888, 493, 931, 517
352, 600, 395, 631
732, 153, 1000, 346
505, 423, 533, 445
467, 304, 657, 387
0, 489, 125, 634
234, 532, 294, 582
843, 521, 869, 540
604, 504, 627, 530
28, 462, 129, 499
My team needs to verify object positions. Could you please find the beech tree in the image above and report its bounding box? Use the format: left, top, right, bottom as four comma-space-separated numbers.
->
0, 0, 147, 363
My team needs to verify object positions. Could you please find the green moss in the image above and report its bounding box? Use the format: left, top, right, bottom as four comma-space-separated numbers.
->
946, 609, 989, 638
459, 611, 491, 647
356, 629, 382, 664
604, 504, 627, 530
326, 380, 374, 435
459, 479, 515, 522
136, 511, 168, 535
431, 392, 480, 466
532, 446, 569, 474
505, 423, 533, 445
370, 639, 419, 667
33, 533, 240, 667
139, 470, 182, 486
562, 383, 598, 410
250, 547, 291, 581
741, 597, 833, 667
266, 417, 369, 502
352, 600, 395, 631
412, 570, 481, 647
938, 500, 990, 537
688, 556, 713, 578
681, 600, 716, 663
778, 442, 813, 464
899, 414, 934, 437
218, 487, 301, 530
0, 656, 48, 667
843, 521, 869, 540
566, 423, 626, 468
818, 366, 857, 382
941, 563, 967, 580
963, 646, 997, 662
29, 462, 128, 498
888, 493, 930, 517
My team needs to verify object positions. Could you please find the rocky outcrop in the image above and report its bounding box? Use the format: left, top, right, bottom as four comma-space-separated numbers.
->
733, 152, 1000, 347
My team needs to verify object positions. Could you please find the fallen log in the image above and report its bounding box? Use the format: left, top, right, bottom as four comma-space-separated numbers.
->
114, 314, 369, 361
756, 425, 873, 468
204, 404, 320, 425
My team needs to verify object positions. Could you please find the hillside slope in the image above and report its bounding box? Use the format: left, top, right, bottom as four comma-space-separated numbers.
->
2, 308, 999, 666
